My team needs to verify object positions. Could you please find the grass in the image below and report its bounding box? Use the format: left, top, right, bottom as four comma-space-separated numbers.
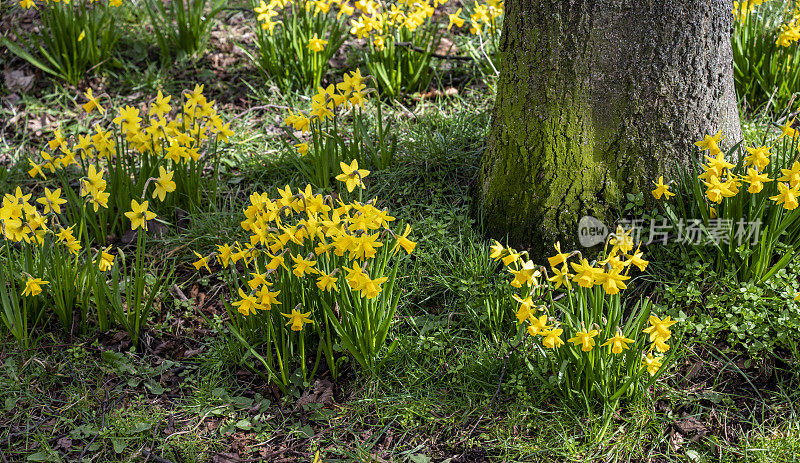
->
2, 4, 800, 463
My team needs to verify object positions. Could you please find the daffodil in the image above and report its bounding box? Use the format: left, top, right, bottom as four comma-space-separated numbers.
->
598, 269, 629, 295
256, 286, 281, 308
489, 240, 505, 260
81, 165, 107, 197
651, 337, 671, 353
282, 307, 313, 331
295, 142, 309, 156
152, 166, 176, 201
37, 188, 67, 214
192, 252, 211, 272
501, 248, 520, 266
547, 242, 570, 268
112, 105, 142, 133
547, 263, 572, 290
568, 329, 599, 352
608, 225, 635, 254
779, 117, 797, 139
627, 245, 649, 272
448, 8, 464, 29
527, 314, 550, 337
694, 131, 723, 152
291, 254, 317, 277
233, 288, 259, 316
509, 259, 539, 288
360, 274, 388, 299
96, 247, 115, 271
642, 353, 663, 376
651, 176, 675, 200
335, 159, 370, 192
216, 243, 233, 268
307, 34, 328, 52
316, 271, 338, 292
149, 90, 172, 117
125, 199, 157, 231
88, 190, 110, 212
778, 161, 800, 189
542, 328, 564, 349
82, 88, 105, 114
704, 175, 736, 203
22, 277, 48, 297
513, 294, 535, 324
742, 168, 772, 194
28, 160, 46, 180
642, 315, 676, 343
770, 182, 800, 210
570, 259, 600, 288
601, 330, 635, 354
391, 224, 416, 255
744, 146, 770, 171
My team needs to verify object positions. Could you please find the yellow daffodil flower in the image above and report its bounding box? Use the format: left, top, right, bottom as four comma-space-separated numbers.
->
125, 199, 157, 231
282, 307, 313, 331
152, 166, 176, 201
37, 188, 67, 214
82, 88, 105, 114
335, 159, 370, 192
22, 277, 48, 297
651, 176, 675, 200
568, 329, 599, 352
601, 330, 635, 354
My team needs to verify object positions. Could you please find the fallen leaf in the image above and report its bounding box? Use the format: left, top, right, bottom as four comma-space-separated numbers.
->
4, 69, 34, 93
296, 379, 335, 407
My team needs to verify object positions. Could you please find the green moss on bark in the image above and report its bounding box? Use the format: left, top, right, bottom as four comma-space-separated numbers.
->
478, 0, 742, 257
481, 87, 644, 253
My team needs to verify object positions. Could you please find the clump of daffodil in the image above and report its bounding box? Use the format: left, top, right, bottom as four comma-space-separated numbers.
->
2, 84, 232, 349
251, 0, 351, 91
777, 13, 800, 47
26, 85, 234, 241
284, 69, 370, 136
215, 183, 414, 309
346, 0, 503, 43
282, 70, 394, 189
488, 228, 675, 412
346, 0, 501, 97
204, 183, 415, 389
688, 131, 800, 213
32, 85, 233, 169
652, 123, 800, 282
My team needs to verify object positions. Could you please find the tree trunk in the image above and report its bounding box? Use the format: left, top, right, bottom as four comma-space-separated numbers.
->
479, 0, 742, 253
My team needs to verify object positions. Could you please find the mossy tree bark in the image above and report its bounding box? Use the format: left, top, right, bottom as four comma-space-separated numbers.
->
479, 0, 742, 253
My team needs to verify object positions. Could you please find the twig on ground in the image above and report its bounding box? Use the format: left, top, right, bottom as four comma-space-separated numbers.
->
78, 384, 126, 462
141, 449, 177, 463
141, 415, 167, 463
170, 284, 188, 302
460, 336, 528, 444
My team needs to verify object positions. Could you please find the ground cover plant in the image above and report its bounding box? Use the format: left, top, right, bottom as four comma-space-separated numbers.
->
2, 1, 800, 462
